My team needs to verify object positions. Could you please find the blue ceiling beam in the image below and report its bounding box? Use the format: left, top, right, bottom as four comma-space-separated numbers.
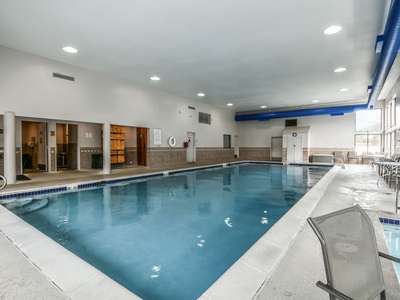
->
235, 0, 400, 122
367, 0, 400, 109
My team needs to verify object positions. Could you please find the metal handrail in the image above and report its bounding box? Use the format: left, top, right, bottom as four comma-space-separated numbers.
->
0, 175, 7, 190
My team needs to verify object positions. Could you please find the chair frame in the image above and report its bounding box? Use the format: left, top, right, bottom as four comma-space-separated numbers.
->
307, 205, 400, 300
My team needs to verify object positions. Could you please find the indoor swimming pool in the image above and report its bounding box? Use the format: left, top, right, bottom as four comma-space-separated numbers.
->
381, 218, 400, 281
6, 163, 329, 299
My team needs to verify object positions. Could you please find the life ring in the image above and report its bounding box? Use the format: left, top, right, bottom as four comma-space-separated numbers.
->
0, 175, 7, 190
168, 136, 176, 147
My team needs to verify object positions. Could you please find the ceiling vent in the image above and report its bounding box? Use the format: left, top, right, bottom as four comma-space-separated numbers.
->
53, 73, 75, 81
188, 106, 196, 110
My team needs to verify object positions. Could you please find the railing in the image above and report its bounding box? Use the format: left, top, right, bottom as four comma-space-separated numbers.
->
0, 175, 7, 190
332, 158, 345, 169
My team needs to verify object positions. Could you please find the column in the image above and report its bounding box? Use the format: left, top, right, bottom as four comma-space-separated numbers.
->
4, 111, 16, 184
102, 122, 111, 174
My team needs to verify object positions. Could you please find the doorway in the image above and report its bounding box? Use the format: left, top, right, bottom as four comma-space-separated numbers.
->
271, 137, 283, 161
56, 123, 78, 170
234, 135, 239, 158
287, 136, 303, 163
187, 132, 196, 162
137, 127, 148, 166
22, 121, 48, 172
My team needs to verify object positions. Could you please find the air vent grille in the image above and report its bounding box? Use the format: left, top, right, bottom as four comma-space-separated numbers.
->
285, 119, 297, 127
199, 112, 211, 124
53, 73, 75, 81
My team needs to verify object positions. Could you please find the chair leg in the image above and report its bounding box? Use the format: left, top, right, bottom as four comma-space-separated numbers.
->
381, 290, 386, 300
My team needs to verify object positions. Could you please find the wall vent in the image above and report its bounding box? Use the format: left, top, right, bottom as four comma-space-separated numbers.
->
53, 73, 75, 81
188, 106, 196, 110
199, 112, 211, 124
285, 119, 297, 127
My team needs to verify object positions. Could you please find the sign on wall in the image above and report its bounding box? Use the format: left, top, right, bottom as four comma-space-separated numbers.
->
153, 128, 162, 146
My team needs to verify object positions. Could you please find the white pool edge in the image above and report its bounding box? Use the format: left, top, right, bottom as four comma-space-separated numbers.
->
200, 166, 341, 300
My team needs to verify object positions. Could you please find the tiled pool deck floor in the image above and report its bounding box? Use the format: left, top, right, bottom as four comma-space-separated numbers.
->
0, 163, 400, 299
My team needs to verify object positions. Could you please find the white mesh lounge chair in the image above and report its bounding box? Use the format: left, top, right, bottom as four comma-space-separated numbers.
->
307, 205, 400, 300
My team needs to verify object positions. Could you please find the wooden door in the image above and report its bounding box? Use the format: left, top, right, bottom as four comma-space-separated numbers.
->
137, 127, 147, 166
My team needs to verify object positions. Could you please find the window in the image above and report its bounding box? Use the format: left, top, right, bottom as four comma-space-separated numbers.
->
355, 109, 382, 154
355, 134, 381, 154
385, 97, 397, 156
223, 134, 231, 148
355, 109, 381, 131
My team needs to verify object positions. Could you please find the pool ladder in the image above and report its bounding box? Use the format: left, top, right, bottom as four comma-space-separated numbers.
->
0, 175, 7, 190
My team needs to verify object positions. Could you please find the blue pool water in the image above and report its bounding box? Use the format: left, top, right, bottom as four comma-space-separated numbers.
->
9, 163, 329, 299
381, 221, 400, 280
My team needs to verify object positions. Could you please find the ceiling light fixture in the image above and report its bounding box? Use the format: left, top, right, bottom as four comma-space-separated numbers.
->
150, 76, 160, 81
324, 25, 342, 35
62, 46, 78, 54
334, 67, 347, 73
340, 88, 349, 92
227, 103, 233, 106
197, 93, 205, 97
260, 105, 267, 109
312, 100, 319, 103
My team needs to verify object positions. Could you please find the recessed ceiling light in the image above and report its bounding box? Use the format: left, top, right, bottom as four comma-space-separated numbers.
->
340, 88, 349, 92
260, 105, 267, 109
312, 100, 319, 103
324, 25, 342, 35
197, 93, 205, 97
150, 76, 160, 81
334, 67, 347, 73
227, 103, 233, 106
62, 46, 78, 54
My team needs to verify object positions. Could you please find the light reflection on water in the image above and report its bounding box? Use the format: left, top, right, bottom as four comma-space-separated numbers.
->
382, 223, 400, 279
12, 164, 328, 300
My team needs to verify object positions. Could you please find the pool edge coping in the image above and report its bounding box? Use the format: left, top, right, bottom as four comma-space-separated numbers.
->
199, 165, 341, 300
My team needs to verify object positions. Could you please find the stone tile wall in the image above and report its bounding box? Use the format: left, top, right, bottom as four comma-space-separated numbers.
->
125, 147, 137, 166
0, 148, 21, 175
0, 149, 3, 174
196, 148, 235, 164
80, 147, 102, 169
16, 147, 21, 174
68, 143, 78, 169
148, 147, 187, 168
50, 147, 56, 172
147, 147, 236, 168
238, 147, 270, 161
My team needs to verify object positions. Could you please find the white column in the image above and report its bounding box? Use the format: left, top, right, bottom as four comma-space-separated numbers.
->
102, 122, 111, 174
4, 111, 16, 184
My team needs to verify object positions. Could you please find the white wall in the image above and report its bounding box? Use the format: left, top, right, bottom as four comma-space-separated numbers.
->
1, 45, 387, 153
0, 46, 238, 148
238, 113, 356, 148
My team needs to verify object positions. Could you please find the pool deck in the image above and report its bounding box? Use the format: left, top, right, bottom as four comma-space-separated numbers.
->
0, 163, 399, 299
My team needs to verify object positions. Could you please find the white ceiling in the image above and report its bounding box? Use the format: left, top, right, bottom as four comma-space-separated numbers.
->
0, 0, 394, 113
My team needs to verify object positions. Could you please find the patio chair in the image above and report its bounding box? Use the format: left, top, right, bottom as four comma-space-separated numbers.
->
347, 151, 359, 164
307, 205, 400, 300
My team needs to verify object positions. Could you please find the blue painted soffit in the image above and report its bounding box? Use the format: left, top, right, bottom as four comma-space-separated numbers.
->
235, 104, 368, 121
235, 0, 400, 122
367, 0, 400, 109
